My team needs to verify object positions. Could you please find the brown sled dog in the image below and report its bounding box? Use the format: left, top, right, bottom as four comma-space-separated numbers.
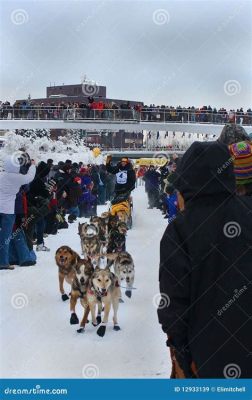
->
69, 258, 96, 333
55, 246, 80, 301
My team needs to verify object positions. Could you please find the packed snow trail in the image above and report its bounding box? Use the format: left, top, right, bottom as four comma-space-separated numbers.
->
0, 186, 171, 378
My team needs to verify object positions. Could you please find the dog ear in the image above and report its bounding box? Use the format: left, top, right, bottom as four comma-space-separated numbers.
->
73, 263, 79, 272
71, 251, 80, 266
109, 271, 116, 283
88, 263, 95, 274
92, 259, 99, 269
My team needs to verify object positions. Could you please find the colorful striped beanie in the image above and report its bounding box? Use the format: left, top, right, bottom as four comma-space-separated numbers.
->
229, 141, 252, 185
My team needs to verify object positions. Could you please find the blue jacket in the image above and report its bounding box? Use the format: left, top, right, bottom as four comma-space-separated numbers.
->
165, 193, 178, 223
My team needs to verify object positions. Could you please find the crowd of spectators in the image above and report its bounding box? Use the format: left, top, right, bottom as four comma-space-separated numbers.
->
1, 98, 251, 125
0, 156, 116, 269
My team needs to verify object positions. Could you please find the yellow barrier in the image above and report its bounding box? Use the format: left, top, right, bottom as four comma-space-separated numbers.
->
135, 158, 168, 167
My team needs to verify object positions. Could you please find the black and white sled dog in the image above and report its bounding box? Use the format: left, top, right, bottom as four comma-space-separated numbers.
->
78, 222, 101, 259
107, 251, 135, 299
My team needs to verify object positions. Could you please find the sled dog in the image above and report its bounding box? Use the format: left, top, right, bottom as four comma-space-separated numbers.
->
87, 267, 121, 337
55, 246, 80, 301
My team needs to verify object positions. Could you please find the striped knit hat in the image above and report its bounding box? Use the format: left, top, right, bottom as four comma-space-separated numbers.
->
229, 141, 252, 185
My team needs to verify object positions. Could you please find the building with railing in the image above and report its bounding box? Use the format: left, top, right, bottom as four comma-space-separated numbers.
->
15, 82, 143, 108
10, 82, 143, 144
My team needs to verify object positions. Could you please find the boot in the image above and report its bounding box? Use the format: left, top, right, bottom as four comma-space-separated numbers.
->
36, 244, 50, 252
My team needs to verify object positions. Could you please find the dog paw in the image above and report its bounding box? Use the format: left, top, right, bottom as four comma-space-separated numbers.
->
125, 290, 132, 298
70, 313, 79, 325
62, 294, 69, 301
113, 324, 121, 331
119, 298, 124, 303
77, 328, 85, 333
97, 325, 106, 337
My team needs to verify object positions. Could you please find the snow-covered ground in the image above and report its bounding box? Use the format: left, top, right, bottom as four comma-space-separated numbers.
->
0, 186, 171, 378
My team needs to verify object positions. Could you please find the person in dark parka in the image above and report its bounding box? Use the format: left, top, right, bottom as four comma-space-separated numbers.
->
27, 161, 51, 251
143, 166, 160, 208
158, 141, 252, 378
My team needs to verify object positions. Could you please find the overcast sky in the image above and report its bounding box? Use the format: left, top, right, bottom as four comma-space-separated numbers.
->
1, 0, 252, 109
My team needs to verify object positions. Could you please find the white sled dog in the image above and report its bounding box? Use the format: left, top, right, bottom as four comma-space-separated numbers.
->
106, 251, 135, 299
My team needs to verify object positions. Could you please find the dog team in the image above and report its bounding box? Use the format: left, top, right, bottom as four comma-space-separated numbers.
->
55, 211, 135, 337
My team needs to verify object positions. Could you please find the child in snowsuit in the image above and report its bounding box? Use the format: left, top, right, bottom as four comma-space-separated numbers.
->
165, 184, 178, 223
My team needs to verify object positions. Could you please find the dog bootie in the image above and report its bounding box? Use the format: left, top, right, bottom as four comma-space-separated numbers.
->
70, 313, 79, 325
77, 327, 85, 333
68, 215, 77, 224
62, 294, 69, 301
125, 290, 132, 298
96, 315, 102, 325
97, 324, 106, 337
113, 324, 121, 331
119, 298, 124, 303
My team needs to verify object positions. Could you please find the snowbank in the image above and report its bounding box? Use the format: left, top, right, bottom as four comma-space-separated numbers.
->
0, 131, 105, 166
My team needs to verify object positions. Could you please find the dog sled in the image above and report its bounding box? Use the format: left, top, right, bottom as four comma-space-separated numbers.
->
110, 192, 133, 229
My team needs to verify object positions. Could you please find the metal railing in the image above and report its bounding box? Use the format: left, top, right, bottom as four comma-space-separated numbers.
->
1, 106, 251, 125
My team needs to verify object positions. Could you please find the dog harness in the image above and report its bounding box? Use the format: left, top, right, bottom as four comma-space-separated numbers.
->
89, 287, 107, 303
78, 289, 86, 299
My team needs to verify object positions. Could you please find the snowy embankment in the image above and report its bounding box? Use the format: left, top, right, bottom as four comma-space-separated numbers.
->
0, 131, 105, 166
0, 186, 171, 378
